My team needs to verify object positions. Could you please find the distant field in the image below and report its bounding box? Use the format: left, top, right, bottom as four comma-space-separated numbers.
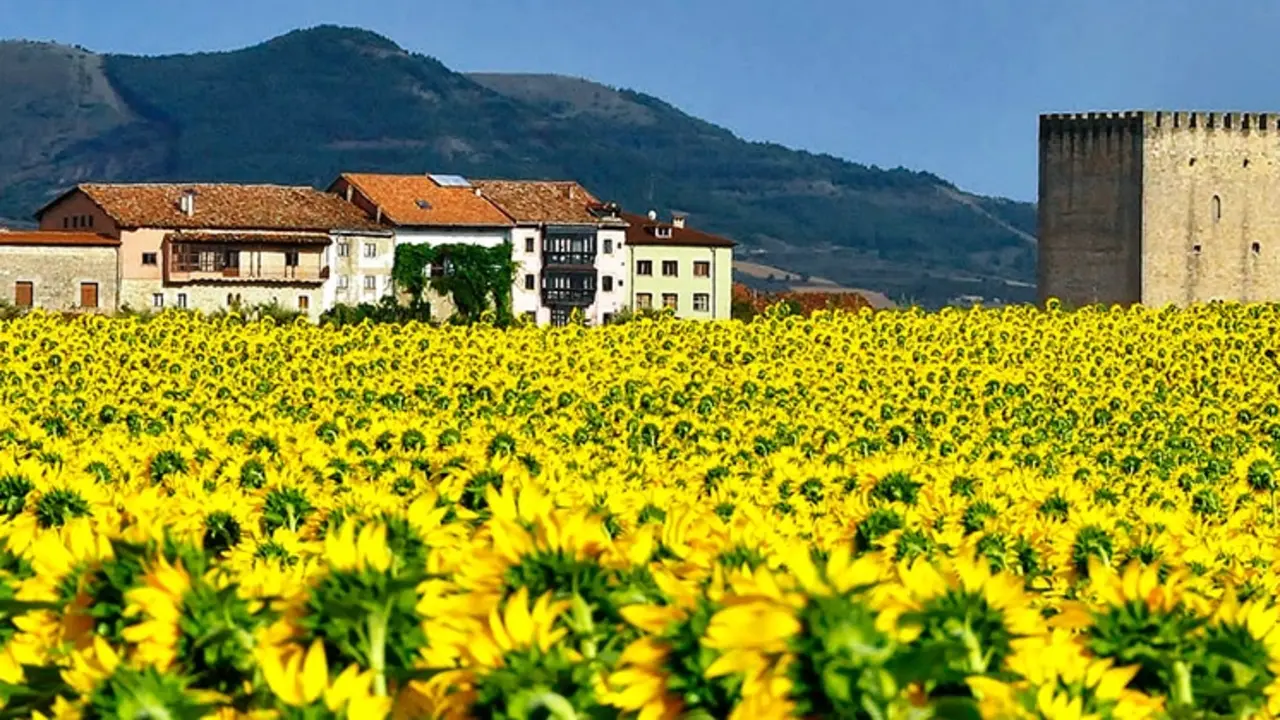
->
733, 259, 897, 308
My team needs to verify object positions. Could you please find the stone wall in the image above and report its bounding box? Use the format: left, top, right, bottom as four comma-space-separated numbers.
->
120, 279, 325, 321
0, 245, 117, 312
1140, 112, 1280, 306
1037, 113, 1145, 307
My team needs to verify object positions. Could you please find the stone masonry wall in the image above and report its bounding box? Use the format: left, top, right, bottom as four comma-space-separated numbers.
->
0, 245, 118, 313
120, 279, 325, 321
1140, 112, 1280, 306
1037, 113, 1145, 307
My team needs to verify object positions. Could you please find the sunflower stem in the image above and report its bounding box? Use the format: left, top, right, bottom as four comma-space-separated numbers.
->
527, 691, 578, 720
1171, 660, 1193, 707
369, 604, 389, 697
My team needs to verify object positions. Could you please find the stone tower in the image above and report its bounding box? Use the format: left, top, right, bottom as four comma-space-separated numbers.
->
1038, 111, 1280, 307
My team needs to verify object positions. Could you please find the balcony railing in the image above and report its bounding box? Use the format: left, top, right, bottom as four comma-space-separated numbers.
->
166, 243, 329, 285
543, 251, 597, 267
166, 266, 329, 285
542, 288, 596, 306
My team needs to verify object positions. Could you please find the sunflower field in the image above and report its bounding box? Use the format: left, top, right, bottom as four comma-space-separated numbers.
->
2, 302, 1280, 719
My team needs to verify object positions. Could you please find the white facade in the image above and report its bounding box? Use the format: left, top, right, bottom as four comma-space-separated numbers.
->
328, 231, 396, 309
511, 227, 543, 321
330, 223, 635, 326
510, 223, 629, 326
593, 227, 628, 324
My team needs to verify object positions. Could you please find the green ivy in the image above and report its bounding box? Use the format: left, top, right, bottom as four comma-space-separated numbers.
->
391, 242, 518, 325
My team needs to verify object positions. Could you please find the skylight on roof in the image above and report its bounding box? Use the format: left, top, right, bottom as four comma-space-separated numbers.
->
416, 199, 432, 210
429, 174, 472, 188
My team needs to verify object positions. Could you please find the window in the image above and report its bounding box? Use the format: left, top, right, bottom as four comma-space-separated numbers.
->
1212, 195, 1222, 223
662, 293, 678, 310
363, 243, 377, 258
177, 293, 188, 309
1253, 242, 1262, 254
656, 226, 672, 238
337, 242, 350, 258
141, 252, 158, 266
662, 260, 678, 277
636, 293, 653, 310
152, 293, 164, 308
636, 260, 653, 276
87, 215, 94, 228
524, 311, 537, 323
603, 313, 614, 325
603, 239, 613, 254
525, 274, 536, 290
542, 232, 598, 265
338, 275, 350, 289
298, 295, 310, 310
602, 276, 613, 292
525, 237, 535, 253
551, 307, 572, 327
693, 293, 710, 312
363, 276, 377, 290
693, 261, 710, 277
285, 251, 300, 267
62, 218, 69, 229
14, 281, 32, 308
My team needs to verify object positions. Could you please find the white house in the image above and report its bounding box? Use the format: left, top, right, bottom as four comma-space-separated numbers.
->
472, 179, 629, 326
327, 173, 515, 316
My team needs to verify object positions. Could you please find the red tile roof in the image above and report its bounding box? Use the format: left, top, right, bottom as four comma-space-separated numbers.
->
472, 180, 616, 225
336, 174, 513, 227
37, 184, 380, 231
0, 230, 119, 247
620, 212, 736, 248
165, 231, 331, 246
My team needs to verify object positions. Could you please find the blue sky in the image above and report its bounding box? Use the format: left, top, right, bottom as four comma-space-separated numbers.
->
3, 0, 1279, 201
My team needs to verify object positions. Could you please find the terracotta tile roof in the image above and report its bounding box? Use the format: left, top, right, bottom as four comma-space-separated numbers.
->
471, 180, 615, 225
620, 212, 736, 248
0, 230, 119, 247
337, 174, 513, 227
166, 231, 331, 246
38, 183, 380, 231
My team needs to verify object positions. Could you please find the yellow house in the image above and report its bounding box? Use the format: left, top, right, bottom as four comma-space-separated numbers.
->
623, 211, 734, 319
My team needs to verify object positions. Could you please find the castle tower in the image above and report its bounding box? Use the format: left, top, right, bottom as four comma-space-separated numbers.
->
1038, 111, 1280, 307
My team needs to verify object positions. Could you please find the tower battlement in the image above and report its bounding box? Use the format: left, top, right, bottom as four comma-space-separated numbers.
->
1041, 110, 1280, 135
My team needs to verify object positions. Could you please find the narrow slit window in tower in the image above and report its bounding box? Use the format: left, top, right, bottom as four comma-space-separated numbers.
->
1212, 195, 1222, 223
1253, 242, 1262, 254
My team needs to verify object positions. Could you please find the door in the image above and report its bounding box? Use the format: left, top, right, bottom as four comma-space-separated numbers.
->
14, 282, 32, 307
80, 282, 99, 309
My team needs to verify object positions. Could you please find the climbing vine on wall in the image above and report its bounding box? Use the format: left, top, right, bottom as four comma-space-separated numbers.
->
392, 241, 519, 325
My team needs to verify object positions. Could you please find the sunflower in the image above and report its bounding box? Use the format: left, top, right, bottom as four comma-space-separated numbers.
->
121, 554, 190, 670
258, 638, 391, 718
419, 587, 593, 719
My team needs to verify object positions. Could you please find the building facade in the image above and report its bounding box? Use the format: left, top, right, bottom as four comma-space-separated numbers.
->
622, 212, 734, 319
329, 173, 514, 318
472, 180, 628, 326
1039, 110, 1280, 307
0, 231, 119, 313
34, 183, 387, 320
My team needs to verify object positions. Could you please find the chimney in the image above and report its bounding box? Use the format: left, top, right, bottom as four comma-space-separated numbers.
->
179, 189, 198, 217
672, 212, 687, 229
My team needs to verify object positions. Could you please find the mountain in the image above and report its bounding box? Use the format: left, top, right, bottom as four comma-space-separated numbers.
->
0, 25, 1036, 306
